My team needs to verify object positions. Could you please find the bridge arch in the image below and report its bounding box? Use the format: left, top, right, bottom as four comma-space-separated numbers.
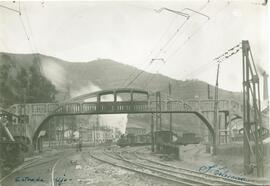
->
225, 115, 242, 129
32, 111, 215, 147
32, 88, 215, 147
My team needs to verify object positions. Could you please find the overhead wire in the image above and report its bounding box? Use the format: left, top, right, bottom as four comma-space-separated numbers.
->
18, 1, 44, 73
176, 61, 216, 81
119, 5, 174, 87
166, 2, 230, 61
121, 10, 182, 88
120, 13, 179, 87
154, 18, 189, 56
123, 4, 205, 88
160, 7, 210, 57
144, 1, 212, 90
0, 4, 20, 14
167, 3, 231, 88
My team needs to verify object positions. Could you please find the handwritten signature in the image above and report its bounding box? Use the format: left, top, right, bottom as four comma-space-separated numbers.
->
15, 174, 72, 185
198, 164, 248, 182
55, 174, 72, 185
15, 176, 44, 182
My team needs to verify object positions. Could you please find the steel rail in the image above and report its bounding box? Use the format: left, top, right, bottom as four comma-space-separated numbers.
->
132, 148, 265, 186
102, 149, 241, 186
117, 150, 243, 186
90, 150, 199, 186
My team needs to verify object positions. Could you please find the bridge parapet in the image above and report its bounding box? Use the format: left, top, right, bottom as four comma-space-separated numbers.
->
9, 103, 60, 115
186, 99, 243, 116
53, 100, 192, 115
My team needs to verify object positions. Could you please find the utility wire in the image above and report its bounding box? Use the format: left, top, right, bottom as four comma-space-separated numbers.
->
177, 61, 216, 81
18, 2, 44, 73
143, 71, 158, 90
155, 18, 189, 56
121, 11, 180, 88
144, 3, 212, 90
166, 19, 209, 61
0, 4, 20, 14
166, 2, 229, 61
1, 1, 44, 73
124, 62, 152, 88
161, 2, 211, 56
120, 13, 179, 87
124, 7, 193, 88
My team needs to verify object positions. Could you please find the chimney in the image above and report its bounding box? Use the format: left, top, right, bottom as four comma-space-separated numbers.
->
262, 71, 269, 101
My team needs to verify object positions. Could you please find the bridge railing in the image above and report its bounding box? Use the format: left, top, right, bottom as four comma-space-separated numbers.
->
53, 101, 150, 114
9, 103, 60, 115
50, 100, 192, 114
9, 98, 244, 117
186, 99, 242, 115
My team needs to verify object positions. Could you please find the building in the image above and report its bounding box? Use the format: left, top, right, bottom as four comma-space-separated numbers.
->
80, 126, 115, 144
126, 124, 146, 135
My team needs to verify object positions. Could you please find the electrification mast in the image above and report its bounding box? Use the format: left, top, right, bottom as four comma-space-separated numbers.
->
242, 40, 264, 177
213, 62, 220, 155
213, 40, 263, 177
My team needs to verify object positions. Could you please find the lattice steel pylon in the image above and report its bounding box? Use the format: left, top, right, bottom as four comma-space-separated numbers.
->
242, 40, 264, 177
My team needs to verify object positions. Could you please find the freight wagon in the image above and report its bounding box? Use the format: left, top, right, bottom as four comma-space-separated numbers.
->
117, 133, 151, 147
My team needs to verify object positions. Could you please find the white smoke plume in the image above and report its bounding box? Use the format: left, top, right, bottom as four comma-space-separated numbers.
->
71, 82, 127, 134
41, 59, 127, 134
41, 59, 68, 91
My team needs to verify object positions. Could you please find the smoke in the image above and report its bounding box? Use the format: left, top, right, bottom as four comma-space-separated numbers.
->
71, 82, 128, 134
41, 59, 68, 91
71, 83, 100, 98
41, 59, 127, 133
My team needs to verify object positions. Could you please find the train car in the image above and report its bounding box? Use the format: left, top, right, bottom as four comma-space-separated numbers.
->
117, 133, 151, 147
133, 134, 151, 146
116, 134, 129, 147
177, 133, 202, 145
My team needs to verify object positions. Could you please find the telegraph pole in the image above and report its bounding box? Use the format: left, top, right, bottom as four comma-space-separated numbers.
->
214, 41, 264, 176
213, 63, 220, 155
0, 118, 2, 179
168, 83, 173, 141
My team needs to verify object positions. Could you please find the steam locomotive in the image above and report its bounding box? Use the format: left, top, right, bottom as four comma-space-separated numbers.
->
117, 131, 202, 147
177, 133, 202, 145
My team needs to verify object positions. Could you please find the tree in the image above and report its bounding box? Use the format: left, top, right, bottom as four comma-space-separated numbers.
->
0, 55, 57, 107
26, 58, 57, 103
0, 57, 17, 107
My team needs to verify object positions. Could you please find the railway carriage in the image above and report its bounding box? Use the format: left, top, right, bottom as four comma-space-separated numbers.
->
117, 133, 151, 147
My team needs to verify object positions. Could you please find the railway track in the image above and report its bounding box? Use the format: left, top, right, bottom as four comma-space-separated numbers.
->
130, 148, 268, 186
90, 148, 245, 186
107, 147, 268, 186
114, 149, 246, 186
90, 150, 197, 186
0, 149, 75, 186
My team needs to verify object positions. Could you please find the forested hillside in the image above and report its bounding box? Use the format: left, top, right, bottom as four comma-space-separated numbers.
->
0, 52, 243, 135
0, 53, 57, 107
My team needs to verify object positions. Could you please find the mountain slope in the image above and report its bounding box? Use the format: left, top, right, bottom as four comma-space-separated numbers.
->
0, 52, 242, 101
0, 52, 242, 135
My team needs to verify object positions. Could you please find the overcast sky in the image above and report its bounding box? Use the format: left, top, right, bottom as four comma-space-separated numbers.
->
0, 0, 268, 92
